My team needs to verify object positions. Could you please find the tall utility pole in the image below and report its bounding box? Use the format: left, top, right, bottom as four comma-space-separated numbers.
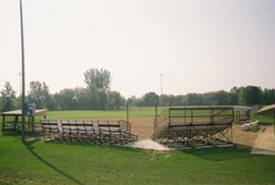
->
159, 73, 163, 95
19, 0, 26, 142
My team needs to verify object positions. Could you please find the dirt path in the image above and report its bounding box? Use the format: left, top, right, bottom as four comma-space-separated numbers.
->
251, 125, 275, 155
125, 139, 170, 151
232, 124, 261, 147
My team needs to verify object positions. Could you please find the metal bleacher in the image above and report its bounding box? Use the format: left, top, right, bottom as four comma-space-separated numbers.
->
41, 119, 137, 144
153, 107, 234, 148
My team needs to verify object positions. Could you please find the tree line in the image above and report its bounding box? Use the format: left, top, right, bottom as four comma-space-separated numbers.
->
1, 68, 275, 112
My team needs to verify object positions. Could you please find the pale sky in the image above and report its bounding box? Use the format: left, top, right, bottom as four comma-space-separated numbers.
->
0, 0, 275, 97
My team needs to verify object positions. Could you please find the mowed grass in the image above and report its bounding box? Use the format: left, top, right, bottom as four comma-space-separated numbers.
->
46, 106, 223, 120
252, 114, 274, 125
1, 108, 275, 184
47, 106, 274, 126
47, 107, 160, 119
1, 135, 275, 185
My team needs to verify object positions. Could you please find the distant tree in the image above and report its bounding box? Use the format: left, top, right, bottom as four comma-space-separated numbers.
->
214, 90, 232, 105
143, 92, 159, 106
159, 94, 178, 106
1, 82, 16, 111
84, 68, 111, 93
127, 96, 137, 106
84, 68, 111, 110
94, 91, 108, 110
54, 89, 77, 110
229, 87, 240, 105
184, 93, 202, 105
107, 91, 125, 110
238, 86, 263, 105
28, 81, 52, 109
135, 98, 145, 107
13, 96, 22, 110
0, 97, 3, 111
73, 88, 91, 110
263, 88, 275, 105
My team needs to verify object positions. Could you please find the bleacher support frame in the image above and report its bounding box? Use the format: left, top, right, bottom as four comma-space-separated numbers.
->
154, 107, 234, 148
41, 119, 137, 144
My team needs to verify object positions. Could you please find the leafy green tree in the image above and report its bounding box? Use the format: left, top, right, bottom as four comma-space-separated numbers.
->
214, 90, 232, 105
84, 68, 111, 110
54, 89, 77, 110
94, 91, 108, 110
73, 88, 91, 110
0, 97, 3, 111
28, 81, 52, 109
13, 96, 22, 110
142, 92, 159, 106
159, 95, 178, 106
229, 87, 239, 105
1, 82, 16, 111
84, 68, 111, 93
238, 86, 263, 105
127, 96, 137, 106
263, 88, 275, 105
107, 91, 125, 110
184, 93, 203, 105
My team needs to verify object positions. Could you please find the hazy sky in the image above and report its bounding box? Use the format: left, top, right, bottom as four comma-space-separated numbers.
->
0, 0, 275, 97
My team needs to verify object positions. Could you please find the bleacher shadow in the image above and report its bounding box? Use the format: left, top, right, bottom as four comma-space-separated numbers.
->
1, 132, 21, 137
44, 139, 142, 153
179, 146, 263, 161
23, 141, 85, 185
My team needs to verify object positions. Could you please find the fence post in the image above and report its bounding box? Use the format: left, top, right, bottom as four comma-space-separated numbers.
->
155, 104, 158, 120
126, 102, 130, 132
154, 104, 158, 140
168, 108, 171, 127
126, 102, 129, 123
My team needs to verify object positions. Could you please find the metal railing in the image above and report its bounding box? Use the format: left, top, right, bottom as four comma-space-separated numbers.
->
153, 107, 234, 146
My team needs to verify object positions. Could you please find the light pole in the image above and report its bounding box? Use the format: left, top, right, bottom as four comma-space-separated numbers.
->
19, 0, 26, 142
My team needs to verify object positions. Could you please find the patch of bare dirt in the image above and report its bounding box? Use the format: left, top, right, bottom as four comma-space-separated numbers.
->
232, 124, 262, 147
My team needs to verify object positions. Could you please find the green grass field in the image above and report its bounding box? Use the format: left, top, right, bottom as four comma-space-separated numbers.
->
252, 114, 274, 125
2, 107, 158, 124
1, 108, 275, 185
46, 106, 169, 119
1, 135, 275, 185
46, 106, 274, 125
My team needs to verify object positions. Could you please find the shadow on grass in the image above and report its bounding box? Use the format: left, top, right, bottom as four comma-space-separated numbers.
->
23, 141, 85, 185
44, 140, 143, 153
179, 146, 263, 161
1, 132, 22, 137
1, 129, 42, 138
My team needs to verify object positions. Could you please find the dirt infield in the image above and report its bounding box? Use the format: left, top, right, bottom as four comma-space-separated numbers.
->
85, 117, 262, 147
84, 117, 154, 140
